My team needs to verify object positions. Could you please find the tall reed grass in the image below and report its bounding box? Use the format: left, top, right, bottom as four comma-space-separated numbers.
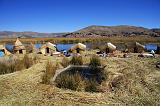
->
42, 61, 57, 84
0, 55, 38, 75
70, 56, 83, 65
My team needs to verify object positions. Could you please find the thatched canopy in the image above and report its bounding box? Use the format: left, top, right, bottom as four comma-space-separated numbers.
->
40, 42, 57, 54
115, 43, 127, 52
126, 42, 145, 53
14, 38, 26, 50
70, 43, 86, 53
0, 45, 4, 50
0, 45, 12, 56
41, 42, 56, 50
106, 43, 116, 50
136, 42, 145, 49
105, 42, 117, 53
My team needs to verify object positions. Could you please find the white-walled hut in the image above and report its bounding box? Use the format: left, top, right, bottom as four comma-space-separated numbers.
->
13, 38, 26, 54
69, 43, 86, 54
40, 42, 57, 55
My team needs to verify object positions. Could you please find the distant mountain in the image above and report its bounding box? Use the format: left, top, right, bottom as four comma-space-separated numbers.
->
0, 31, 67, 38
0, 25, 160, 38
63, 25, 160, 37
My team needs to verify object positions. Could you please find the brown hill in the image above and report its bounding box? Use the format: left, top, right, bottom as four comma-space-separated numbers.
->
0, 31, 67, 38
63, 25, 160, 37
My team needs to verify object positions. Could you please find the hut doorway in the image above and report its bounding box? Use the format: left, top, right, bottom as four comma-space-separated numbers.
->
76, 48, 80, 53
106, 48, 109, 53
134, 47, 138, 53
19, 50, 23, 54
46, 47, 50, 53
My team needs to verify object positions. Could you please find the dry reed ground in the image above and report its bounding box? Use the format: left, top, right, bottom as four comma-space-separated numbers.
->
0, 53, 160, 106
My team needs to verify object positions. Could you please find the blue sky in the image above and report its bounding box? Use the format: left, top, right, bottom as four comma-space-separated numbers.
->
0, 0, 160, 32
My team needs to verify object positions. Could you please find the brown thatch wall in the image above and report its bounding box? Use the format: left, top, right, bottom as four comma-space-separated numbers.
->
69, 43, 86, 54
40, 42, 57, 55
126, 42, 145, 53
13, 38, 26, 54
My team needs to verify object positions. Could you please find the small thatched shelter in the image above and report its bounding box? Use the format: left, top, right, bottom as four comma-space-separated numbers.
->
13, 38, 26, 54
40, 42, 57, 55
69, 43, 86, 54
126, 42, 145, 53
135, 42, 145, 53
105, 43, 116, 53
0, 45, 12, 56
115, 43, 127, 52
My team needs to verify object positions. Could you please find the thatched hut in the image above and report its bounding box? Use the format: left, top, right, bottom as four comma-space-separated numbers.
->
126, 42, 145, 53
69, 43, 86, 54
0, 45, 11, 56
13, 38, 26, 54
105, 43, 116, 53
40, 42, 57, 55
115, 43, 127, 52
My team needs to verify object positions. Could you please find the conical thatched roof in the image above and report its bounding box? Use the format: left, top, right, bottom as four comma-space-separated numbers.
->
14, 38, 25, 50
15, 38, 23, 46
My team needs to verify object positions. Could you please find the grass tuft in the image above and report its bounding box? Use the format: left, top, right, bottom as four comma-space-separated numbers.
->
55, 72, 85, 91
70, 56, 83, 65
0, 55, 38, 75
61, 57, 70, 68
89, 55, 101, 67
42, 61, 57, 84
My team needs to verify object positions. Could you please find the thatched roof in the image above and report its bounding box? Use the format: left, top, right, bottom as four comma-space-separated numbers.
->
0, 45, 4, 50
40, 42, 57, 54
0, 45, 12, 55
40, 42, 57, 50
41, 42, 56, 50
106, 42, 116, 50
136, 42, 145, 49
14, 38, 26, 50
70, 43, 86, 51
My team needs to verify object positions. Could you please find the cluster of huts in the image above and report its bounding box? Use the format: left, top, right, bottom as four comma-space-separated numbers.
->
0, 38, 87, 57
98, 42, 160, 54
0, 38, 160, 57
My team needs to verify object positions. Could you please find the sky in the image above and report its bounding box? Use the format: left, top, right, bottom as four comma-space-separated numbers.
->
0, 0, 160, 33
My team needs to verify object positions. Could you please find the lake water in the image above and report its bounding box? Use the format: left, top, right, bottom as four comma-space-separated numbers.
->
145, 44, 158, 51
56, 44, 75, 51
35, 44, 42, 49
5, 44, 14, 52
0, 51, 4, 57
